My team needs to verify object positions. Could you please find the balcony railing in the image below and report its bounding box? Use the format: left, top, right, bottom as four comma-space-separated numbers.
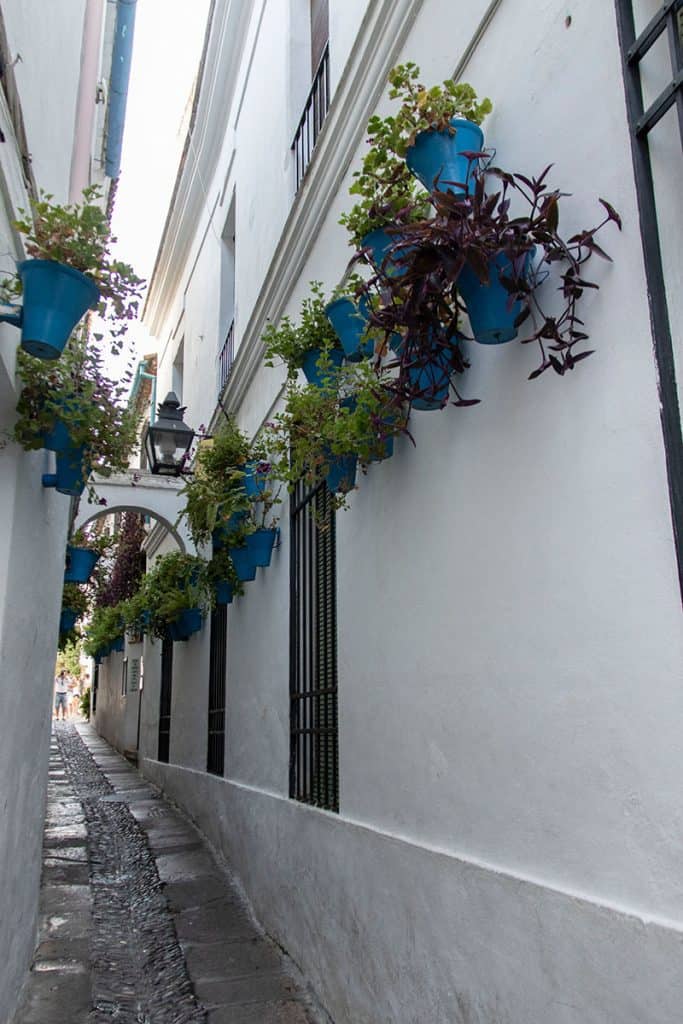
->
218, 319, 235, 395
292, 43, 330, 192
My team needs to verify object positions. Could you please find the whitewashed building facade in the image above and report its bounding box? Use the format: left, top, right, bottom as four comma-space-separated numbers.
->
94, 2, 683, 1021
0, 0, 135, 1015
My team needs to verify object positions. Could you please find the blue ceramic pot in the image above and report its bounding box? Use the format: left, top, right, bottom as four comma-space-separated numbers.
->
245, 528, 278, 568
368, 435, 394, 463
111, 636, 125, 653
458, 251, 533, 345
41, 418, 73, 452
361, 229, 413, 277
325, 297, 374, 362
242, 460, 270, 498
212, 510, 247, 551
215, 580, 234, 605
405, 118, 483, 195
324, 453, 357, 494
59, 609, 78, 634
229, 546, 257, 582
42, 446, 89, 496
64, 545, 100, 583
18, 259, 100, 360
301, 346, 344, 386
167, 607, 202, 642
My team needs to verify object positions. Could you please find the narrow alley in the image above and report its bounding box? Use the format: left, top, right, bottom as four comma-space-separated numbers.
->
15, 724, 325, 1024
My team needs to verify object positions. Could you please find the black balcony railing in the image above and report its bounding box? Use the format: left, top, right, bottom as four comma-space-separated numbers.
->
292, 44, 330, 192
218, 319, 235, 395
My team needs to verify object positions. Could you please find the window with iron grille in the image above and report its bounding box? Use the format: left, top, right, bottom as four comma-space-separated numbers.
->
289, 478, 339, 811
615, 0, 683, 604
207, 605, 227, 775
158, 636, 173, 764
92, 663, 99, 714
292, 1, 330, 192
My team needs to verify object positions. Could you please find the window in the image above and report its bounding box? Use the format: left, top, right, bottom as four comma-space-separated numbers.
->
172, 340, 184, 403
121, 656, 128, 696
292, 0, 330, 190
218, 198, 236, 396
289, 478, 339, 811
158, 637, 173, 763
207, 605, 227, 775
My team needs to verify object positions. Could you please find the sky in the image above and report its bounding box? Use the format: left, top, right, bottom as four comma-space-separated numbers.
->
109, 0, 211, 363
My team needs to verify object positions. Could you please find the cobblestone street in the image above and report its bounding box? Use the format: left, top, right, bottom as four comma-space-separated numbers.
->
14, 724, 325, 1024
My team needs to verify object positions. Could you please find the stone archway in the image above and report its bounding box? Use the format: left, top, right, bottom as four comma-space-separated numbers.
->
72, 470, 194, 552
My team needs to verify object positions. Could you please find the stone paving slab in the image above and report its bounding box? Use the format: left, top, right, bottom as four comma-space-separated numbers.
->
13, 724, 327, 1024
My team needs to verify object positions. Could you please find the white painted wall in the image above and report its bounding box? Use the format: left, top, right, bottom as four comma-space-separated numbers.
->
128, 1, 683, 1020
0, 5, 124, 1015
3, 0, 88, 201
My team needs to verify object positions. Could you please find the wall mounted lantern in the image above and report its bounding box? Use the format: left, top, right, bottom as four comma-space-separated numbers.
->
144, 392, 194, 476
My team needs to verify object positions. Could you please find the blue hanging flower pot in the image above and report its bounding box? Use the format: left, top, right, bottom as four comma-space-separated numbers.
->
229, 545, 257, 582
325, 297, 374, 362
59, 609, 78, 634
458, 251, 533, 345
42, 445, 89, 496
324, 453, 358, 494
245, 527, 278, 568
41, 416, 73, 452
18, 259, 100, 360
111, 636, 125, 653
64, 545, 100, 584
405, 118, 483, 195
361, 229, 413, 277
212, 510, 247, 551
215, 580, 234, 605
242, 460, 270, 498
395, 331, 452, 411
167, 607, 202, 642
301, 346, 344, 386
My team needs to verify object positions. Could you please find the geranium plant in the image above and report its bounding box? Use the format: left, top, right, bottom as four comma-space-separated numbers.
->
263, 281, 340, 378
7, 185, 144, 349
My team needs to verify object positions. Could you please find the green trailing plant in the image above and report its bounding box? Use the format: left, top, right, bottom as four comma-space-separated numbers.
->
6, 185, 144, 349
180, 419, 252, 545
62, 583, 89, 618
380, 63, 492, 156
119, 584, 151, 640
143, 552, 212, 639
265, 363, 410, 511
70, 525, 115, 556
11, 333, 139, 494
340, 64, 490, 246
206, 547, 245, 598
83, 603, 126, 657
263, 282, 340, 377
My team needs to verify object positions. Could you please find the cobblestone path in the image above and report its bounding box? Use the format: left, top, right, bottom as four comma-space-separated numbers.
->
14, 723, 323, 1024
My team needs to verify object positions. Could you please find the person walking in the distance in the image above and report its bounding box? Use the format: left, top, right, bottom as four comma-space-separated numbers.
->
54, 671, 69, 721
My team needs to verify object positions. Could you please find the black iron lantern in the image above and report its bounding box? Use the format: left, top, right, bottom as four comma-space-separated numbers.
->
144, 392, 194, 476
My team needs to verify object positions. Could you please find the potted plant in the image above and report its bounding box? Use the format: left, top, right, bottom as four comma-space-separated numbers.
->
263, 282, 343, 385
369, 163, 621, 380
0, 185, 144, 359
143, 552, 211, 642
325, 275, 379, 361
380, 63, 492, 195
207, 548, 245, 605
12, 334, 139, 499
83, 603, 126, 659
64, 528, 111, 583
60, 582, 88, 635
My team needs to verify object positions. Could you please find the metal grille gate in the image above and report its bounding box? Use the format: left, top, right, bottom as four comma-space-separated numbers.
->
615, 0, 683, 604
207, 604, 227, 775
158, 636, 173, 764
289, 479, 339, 811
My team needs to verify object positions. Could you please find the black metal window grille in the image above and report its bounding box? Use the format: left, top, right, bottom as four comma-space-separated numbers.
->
207, 605, 227, 776
615, 0, 683, 605
292, 43, 330, 192
158, 636, 173, 764
219, 319, 235, 395
289, 478, 339, 811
